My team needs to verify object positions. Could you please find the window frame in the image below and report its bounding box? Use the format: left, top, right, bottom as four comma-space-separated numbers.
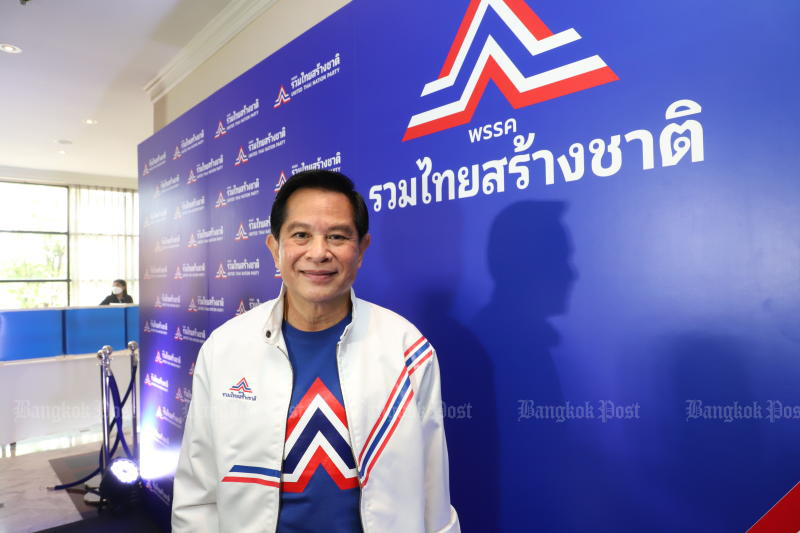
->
0, 181, 71, 306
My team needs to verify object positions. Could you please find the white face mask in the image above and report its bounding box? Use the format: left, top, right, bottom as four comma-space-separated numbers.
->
112, 286, 123, 295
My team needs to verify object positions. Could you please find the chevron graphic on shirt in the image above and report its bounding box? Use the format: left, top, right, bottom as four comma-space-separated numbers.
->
282, 377, 359, 493
403, 0, 618, 140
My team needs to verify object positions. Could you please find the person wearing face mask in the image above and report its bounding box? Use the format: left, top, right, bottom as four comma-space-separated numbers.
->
99, 279, 133, 305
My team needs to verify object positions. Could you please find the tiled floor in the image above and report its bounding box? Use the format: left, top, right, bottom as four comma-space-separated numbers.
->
0, 431, 108, 533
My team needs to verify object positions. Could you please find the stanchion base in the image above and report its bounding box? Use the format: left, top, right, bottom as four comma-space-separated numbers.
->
83, 486, 102, 507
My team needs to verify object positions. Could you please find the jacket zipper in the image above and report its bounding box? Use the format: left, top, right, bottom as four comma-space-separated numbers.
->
275, 340, 293, 533
336, 336, 369, 533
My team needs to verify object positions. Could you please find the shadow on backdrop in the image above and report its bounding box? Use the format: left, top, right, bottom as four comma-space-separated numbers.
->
376, 202, 499, 533
618, 332, 770, 532
471, 200, 577, 532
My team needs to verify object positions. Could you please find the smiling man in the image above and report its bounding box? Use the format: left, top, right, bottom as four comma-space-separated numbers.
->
172, 170, 460, 533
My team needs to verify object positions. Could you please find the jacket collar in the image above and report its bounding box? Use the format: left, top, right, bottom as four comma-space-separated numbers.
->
263, 284, 359, 345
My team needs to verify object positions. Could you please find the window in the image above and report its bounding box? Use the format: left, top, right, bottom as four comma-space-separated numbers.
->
0, 182, 69, 308
68, 186, 139, 306
0, 181, 139, 309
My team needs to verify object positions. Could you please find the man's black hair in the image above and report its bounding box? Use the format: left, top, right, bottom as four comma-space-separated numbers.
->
270, 170, 369, 240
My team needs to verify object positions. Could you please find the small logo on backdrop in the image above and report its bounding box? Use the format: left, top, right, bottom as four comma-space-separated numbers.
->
144, 265, 167, 280
144, 320, 169, 336
246, 216, 271, 238
222, 98, 260, 131
192, 225, 224, 245
222, 257, 260, 278
143, 320, 169, 335
187, 233, 198, 248
155, 350, 182, 369
156, 293, 180, 309
144, 373, 169, 393
174, 325, 206, 344
156, 405, 184, 428
287, 52, 342, 100
235, 223, 248, 241
175, 387, 192, 404
188, 298, 198, 312
214, 120, 228, 139
154, 234, 181, 253
215, 191, 227, 208
186, 169, 198, 185
179, 129, 205, 154
234, 146, 249, 166
173, 145, 182, 160
177, 262, 206, 278
144, 479, 171, 507
149, 427, 171, 448
274, 85, 291, 108
194, 155, 224, 179
290, 151, 342, 175
156, 175, 180, 197
188, 361, 195, 376
222, 178, 261, 206
224, 377, 256, 401
178, 196, 205, 217
274, 171, 287, 192
235, 300, 247, 316
403, 0, 618, 141
194, 295, 225, 313
245, 127, 287, 160
143, 151, 167, 173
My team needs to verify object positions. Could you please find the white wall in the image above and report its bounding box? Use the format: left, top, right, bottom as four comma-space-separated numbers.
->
0, 351, 138, 445
0, 165, 138, 190
153, 0, 350, 130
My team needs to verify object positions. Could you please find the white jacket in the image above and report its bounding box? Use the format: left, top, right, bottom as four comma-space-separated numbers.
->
172, 287, 461, 533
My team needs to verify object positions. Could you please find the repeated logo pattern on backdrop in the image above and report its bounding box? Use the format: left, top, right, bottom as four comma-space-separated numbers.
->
139, 1, 800, 531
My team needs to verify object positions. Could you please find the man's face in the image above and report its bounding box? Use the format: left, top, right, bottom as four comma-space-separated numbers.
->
266, 188, 370, 309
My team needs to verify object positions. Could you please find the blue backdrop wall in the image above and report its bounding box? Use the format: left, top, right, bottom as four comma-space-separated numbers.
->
137, 1, 800, 531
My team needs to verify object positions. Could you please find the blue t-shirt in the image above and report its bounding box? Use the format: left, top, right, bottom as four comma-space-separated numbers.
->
277, 315, 362, 533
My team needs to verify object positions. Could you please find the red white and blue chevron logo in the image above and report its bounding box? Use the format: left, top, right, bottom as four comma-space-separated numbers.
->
214, 120, 227, 139
281, 378, 359, 493
274, 171, 287, 193
234, 146, 248, 166
229, 377, 253, 393
403, 0, 618, 141
358, 336, 434, 485
274, 85, 291, 108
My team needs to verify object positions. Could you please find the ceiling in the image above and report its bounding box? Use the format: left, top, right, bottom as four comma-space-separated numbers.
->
0, 0, 232, 183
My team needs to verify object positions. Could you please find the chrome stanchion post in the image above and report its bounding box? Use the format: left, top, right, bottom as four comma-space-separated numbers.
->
127, 341, 139, 462
97, 345, 113, 474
